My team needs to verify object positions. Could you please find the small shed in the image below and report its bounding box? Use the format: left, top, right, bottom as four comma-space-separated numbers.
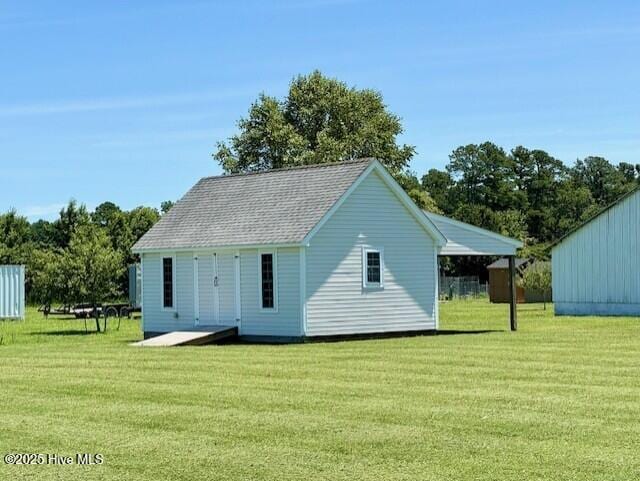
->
0, 265, 26, 320
133, 159, 448, 341
487, 258, 527, 303
133, 159, 524, 342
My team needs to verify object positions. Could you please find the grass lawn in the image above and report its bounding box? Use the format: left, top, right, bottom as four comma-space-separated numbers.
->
1, 300, 639, 480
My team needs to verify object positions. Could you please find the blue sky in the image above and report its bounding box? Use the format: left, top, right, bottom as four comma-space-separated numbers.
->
1, 1, 639, 221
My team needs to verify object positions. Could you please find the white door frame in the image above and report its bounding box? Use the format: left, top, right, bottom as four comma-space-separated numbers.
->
212, 253, 220, 324
193, 250, 240, 328
234, 250, 242, 334
193, 255, 200, 324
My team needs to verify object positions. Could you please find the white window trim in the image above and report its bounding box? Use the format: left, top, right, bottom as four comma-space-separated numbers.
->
258, 249, 278, 312
161, 254, 176, 311
362, 247, 384, 289
193, 255, 199, 325
234, 250, 242, 326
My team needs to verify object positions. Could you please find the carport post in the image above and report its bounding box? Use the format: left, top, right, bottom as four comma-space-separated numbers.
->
508, 255, 517, 331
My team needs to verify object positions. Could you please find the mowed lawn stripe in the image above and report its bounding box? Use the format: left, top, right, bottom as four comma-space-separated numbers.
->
1, 300, 639, 480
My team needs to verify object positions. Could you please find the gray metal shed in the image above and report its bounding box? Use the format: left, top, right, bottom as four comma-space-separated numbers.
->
0, 265, 25, 320
552, 187, 640, 316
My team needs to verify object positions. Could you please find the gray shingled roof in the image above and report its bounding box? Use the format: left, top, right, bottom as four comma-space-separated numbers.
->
133, 159, 374, 251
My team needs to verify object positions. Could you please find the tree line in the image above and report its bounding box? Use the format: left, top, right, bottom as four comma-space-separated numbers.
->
402, 145, 638, 276
418, 144, 638, 252
2, 146, 635, 302
0, 201, 172, 310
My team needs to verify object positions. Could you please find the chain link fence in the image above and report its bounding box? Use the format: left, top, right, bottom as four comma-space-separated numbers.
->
439, 275, 488, 300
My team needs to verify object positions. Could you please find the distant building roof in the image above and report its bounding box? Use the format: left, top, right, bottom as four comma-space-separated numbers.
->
487, 258, 528, 269
133, 159, 374, 251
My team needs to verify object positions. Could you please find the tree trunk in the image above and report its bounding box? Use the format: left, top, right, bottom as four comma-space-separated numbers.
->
93, 303, 101, 332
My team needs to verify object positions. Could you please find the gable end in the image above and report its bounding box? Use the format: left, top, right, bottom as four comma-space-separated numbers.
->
303, 160, 446, 246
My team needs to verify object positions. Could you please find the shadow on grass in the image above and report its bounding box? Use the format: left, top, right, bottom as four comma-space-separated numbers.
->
34, 329, 98, 336
436, 329, 503, 336
120, 329, 505, 347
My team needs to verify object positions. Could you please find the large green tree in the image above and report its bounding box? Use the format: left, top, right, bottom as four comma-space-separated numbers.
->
422, 169, 455, 215
511, 146, 567, 242
29, 248, 64, 312
616, 162, 639, 183
447, 142, 526, 212
571, 156, 634, 206
552, 180, 597, 235
0, 209, 33, 265
128, 207, 160, 244
30, 220, 57, 248
214, 71, 415, 176
395, 172, 441, 213
92, 201, 122, 228
54, 200, 90, 248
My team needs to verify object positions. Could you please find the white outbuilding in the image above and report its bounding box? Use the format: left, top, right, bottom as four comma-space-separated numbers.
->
552, 187, 640, 316
133, 159, 522, 342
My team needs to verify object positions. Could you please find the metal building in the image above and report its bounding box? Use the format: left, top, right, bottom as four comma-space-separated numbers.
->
128, 264, 142, 309
0, 265, 26, 320
552, 188, 640, 316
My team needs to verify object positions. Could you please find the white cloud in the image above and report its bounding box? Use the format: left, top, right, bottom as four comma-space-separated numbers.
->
0, 87, 259, 117
19, 203, 66, 220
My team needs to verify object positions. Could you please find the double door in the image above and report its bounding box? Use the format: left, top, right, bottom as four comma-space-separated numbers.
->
193, 253, 238, 326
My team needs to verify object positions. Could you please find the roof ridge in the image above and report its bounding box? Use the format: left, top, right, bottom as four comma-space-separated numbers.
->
199, 158, 375, 182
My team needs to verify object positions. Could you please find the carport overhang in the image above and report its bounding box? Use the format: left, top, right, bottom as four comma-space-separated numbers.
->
424, 212, 523, 331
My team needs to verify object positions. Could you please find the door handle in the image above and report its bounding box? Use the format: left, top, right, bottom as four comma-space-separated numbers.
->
214, 276, 219, 287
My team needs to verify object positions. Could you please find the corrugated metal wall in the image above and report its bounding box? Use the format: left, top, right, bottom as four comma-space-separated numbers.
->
128, 264, 141, 309
0, 265, 25, 319
552, 189, 640, 316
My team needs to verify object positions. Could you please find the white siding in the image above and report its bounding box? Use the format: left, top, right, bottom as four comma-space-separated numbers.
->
197, 254, 215, 325
239, 248, 301, 337
142, 249, 300, 336
305, 170, 437, 336
552, 189, 640, 315
0, 265, 25, 320
142, 252, 196, 332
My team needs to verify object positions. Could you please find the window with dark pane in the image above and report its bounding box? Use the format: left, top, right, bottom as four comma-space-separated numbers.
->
162, 257, 173, 308
261, 253, 274, 309
366, 251, 381, 284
